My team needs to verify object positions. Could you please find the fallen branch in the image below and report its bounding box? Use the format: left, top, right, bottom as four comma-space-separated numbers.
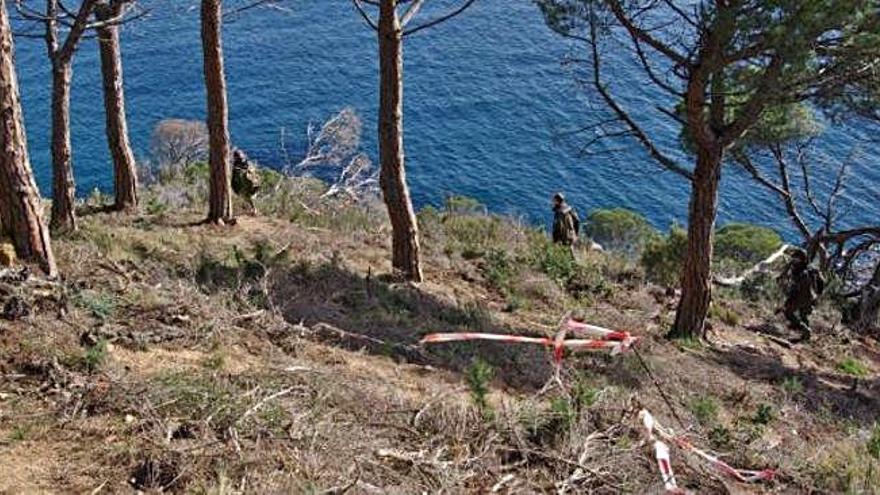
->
714, 244, 791, 287
237, 386, 297, 425
301, 322, 430, 365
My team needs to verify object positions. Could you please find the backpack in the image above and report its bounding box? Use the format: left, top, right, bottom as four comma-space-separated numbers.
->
569, 209, 581, 235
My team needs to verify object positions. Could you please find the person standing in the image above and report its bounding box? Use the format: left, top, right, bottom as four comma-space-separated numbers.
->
779, 248, 826, 343
551, 192, 580, 256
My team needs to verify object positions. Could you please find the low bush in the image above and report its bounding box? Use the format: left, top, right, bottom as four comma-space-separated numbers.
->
466, 358, 495, 421
690, 395, 719, 425
444, 195, 488, 216
640, 225, 687, 286
584, 208, 658, 255
838, 357, 869, 377
714, 223, 783, 265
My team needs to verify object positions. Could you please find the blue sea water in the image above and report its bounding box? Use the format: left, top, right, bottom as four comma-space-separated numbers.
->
11, 0, 880, 239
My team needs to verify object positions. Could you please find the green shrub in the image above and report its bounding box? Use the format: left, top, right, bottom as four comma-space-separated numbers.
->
7, 425, 29, 443
183, 161, 210, 184
74, 290, 117, 321
714, 223, 783, 265
781, 376, 804, 396
740, 270, 782, 302
532, 240, 576, 284
753, 403, 775, 425
144, 195, 169, 216
709, 303, 741, 326
869, 424, 880, 460
565, 262, 611, 300
571, 377, 600, 410
585, 208, 658, 255
550, 396, 577, 430
442, 214, 506, 259
83, 338, 109, 372
482, 249, 515, 291
709, 425, 733, 450
466, 359, 495, 421
641, 225, 687, 286
690, 396, 719, 425
838, 357, 869, 377
444, 195, 487, 216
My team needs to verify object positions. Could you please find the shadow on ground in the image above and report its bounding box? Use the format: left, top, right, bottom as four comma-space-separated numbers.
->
708, 344, 879, 425
268, 260, 558, 390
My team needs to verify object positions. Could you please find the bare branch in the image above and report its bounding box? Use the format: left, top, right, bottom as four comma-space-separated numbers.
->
585, 10, 692, 181
402, 0, 477, 37
224, 0, 289, 20
57, 0, 98, 61
351, 0, 378, 31
605, 0, 690, 68
399, 0, 423, 27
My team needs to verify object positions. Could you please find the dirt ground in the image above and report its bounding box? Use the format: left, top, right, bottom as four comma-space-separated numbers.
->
0, 204, 878, 493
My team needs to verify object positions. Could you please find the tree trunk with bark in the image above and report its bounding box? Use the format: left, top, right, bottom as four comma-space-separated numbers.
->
49, 60, 76, 232
201, 0, 233, 224
378, 0, 423, 282
670, 146, 723, 339
96, 1, 138, 212
0, 0, 57, 275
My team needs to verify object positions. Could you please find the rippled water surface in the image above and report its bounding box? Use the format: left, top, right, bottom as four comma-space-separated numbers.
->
12, 0, 879, 238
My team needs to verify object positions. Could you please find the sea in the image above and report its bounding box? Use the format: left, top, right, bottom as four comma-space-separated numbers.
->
10, 0, 880, 240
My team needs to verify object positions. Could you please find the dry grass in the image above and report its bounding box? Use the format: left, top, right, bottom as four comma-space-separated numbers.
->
0, 179, 878, 493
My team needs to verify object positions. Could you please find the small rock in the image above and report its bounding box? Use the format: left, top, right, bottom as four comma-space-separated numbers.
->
2, 296, 30, 321
80, 331, 99, 347
124, 414, 136, 424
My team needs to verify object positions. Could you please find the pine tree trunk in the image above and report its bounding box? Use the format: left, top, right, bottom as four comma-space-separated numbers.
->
96, 1, 138, 212
0, 0, 57, 276
201, 0, 233, 224
670, 146, 723, 339
49, 60, 76, 232
378, 0, 423, 282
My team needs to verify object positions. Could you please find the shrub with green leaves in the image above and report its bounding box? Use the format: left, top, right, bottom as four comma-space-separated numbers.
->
714, 223, 783, 265
444, 195, 488, 216
550, 396, 577, 430
641, 225, 687, 286
690, 396, 719, 425
585, 208, 658, 255
82, 338, 109, 373
868, 423, 880, 461
753, 403, 775, 425
781, 376, 804, 396
709, 303, 741, 326
838, 358, 869, 377
740, 270, 783, 302
74, 290, 117, 321
531, 239, 576, 284
482, 249, 515, 291
466, 359, 495, 421
442, 214, 506, 259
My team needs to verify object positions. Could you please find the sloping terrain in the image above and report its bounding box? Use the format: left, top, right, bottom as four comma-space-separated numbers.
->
0, 183, 878, 493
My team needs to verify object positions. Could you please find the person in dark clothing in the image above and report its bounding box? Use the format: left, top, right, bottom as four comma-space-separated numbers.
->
551, 193, 580, 256
780, 248, 826, 343
231, 148, 261, 214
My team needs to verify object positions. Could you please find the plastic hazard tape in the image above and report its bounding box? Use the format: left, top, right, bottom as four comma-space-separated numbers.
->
419, 318, 639, 362
639, 410, 776, 491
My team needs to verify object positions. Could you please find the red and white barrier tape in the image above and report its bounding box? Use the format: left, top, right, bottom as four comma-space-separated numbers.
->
419, 318, 638, 362
639, 410, 776, 491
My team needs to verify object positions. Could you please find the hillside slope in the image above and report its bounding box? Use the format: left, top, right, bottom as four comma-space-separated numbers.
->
0, 182, 878, 493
